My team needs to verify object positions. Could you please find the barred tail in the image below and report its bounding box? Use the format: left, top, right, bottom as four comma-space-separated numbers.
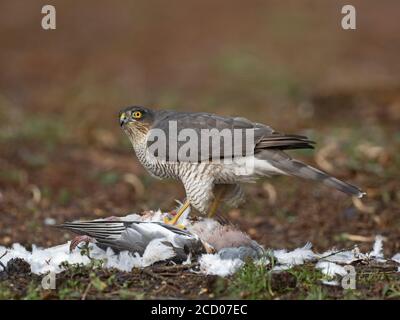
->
256, 150, 365, 198
278, 160, 364, 197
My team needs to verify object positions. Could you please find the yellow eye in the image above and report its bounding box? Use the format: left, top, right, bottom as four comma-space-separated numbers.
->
132, 111, 142, 119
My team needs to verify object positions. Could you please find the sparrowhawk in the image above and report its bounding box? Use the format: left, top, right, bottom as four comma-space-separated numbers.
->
119, 106, 365, 225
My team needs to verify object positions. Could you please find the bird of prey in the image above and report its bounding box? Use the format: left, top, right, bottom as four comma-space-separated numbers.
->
119, 106, 365, 225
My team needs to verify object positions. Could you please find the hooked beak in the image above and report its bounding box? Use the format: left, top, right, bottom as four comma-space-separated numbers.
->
119, 112, 131, 127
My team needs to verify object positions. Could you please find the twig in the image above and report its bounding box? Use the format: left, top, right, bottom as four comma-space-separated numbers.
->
81, 282, 92, 300
317, 246, 357, 261
358, 271, 399, 276
142, 268, 168, 281
0, 251, 8, 271
153, 272, 188, 277
142, 268, 182, 291
151, 263, 198, 272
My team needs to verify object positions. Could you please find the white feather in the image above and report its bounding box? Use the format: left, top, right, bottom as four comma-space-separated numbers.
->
321, 280, 340, 286
316, 261, 347, 277
102, 248, 142, 272
273, 242, 315, 266
370, 235, 385, 260
141, 238, 176, 267
392, 253, 400, 264
199, 253, 244, 277
317, 249, 359, 264
272, 265, 291, 271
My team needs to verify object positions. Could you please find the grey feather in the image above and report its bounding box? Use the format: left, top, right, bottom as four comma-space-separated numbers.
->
219, 246, 264, 260
148, 110, 314, 162
256, 150, 365, 198
58, 220, 205, 261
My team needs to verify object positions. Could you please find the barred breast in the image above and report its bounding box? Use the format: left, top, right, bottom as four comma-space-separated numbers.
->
134, 143, 180, 180
133, 140, 250, 214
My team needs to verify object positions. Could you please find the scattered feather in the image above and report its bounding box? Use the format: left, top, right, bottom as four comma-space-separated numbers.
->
391, 253, 400, 264
317, 249, 359, 264
0, 208, 396, 284
321, 280, 340, 286
98, 248, 142, 272
369, 235, 385, 262
0, 243, 90, 274
272, 265, 291, 271
44, 218, 56, 226
273, 242, 315, 266
316, 261, 347, 277
199, 254, 243, 277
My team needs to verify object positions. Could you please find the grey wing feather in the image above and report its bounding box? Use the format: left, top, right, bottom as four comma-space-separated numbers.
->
57, 220, 143, 252
57, 220, 203, 255
256, 149, 365, 198
148, 110, 314, 162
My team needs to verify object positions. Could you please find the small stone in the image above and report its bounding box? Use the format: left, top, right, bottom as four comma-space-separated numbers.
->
228, 209, 241, 219
94, 208, 104, 216
44, 217, 56, 225
199, 287, 208, 295
2, 236, 11, 245
248, 228, 258, 237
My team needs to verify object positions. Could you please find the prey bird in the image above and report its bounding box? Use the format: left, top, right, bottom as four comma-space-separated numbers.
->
58, 219, 206, 262
119, 106, 365, 225
57, 213, 264, 262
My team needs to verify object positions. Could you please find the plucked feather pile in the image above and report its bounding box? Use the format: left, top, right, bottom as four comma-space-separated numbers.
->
1, 211, 400, 284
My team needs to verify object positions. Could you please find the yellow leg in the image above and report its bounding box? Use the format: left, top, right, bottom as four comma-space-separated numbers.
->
164, 200, 190, 226
208, 187, 226, 218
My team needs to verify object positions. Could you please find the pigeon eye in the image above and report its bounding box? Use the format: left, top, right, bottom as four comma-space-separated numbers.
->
133, 111, 142, 119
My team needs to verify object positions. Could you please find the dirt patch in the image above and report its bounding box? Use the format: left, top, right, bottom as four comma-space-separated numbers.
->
1, 1, 400, 299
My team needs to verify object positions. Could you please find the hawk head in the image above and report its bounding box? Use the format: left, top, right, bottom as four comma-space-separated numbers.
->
119, 106, 155, 140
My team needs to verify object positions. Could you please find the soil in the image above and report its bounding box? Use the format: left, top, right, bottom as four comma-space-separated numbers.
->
0, 1, 399, 299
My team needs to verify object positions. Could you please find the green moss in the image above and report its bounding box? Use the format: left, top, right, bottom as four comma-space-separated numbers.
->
305, 286, 328, 300
0, 283, 14, 299
224, 259, 274, 299
23, 282, 42, 300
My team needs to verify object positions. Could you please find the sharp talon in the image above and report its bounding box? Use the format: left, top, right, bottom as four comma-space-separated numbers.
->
163, 217, 185, 229
163, 217, 172, 224
163, 201, 190, 226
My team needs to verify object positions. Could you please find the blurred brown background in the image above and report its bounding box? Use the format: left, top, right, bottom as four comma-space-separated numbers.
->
0, 0, 399, 252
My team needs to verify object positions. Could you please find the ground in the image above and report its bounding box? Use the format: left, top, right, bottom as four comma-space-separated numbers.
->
0, 1, 400, 299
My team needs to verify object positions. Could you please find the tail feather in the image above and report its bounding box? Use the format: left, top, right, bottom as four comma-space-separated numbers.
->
256, 150, 365, 198
56, 221, 126, 239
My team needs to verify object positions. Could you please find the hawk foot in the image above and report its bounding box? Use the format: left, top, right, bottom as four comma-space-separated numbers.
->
162, 200, 190, 228
163, 216, 186, 229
